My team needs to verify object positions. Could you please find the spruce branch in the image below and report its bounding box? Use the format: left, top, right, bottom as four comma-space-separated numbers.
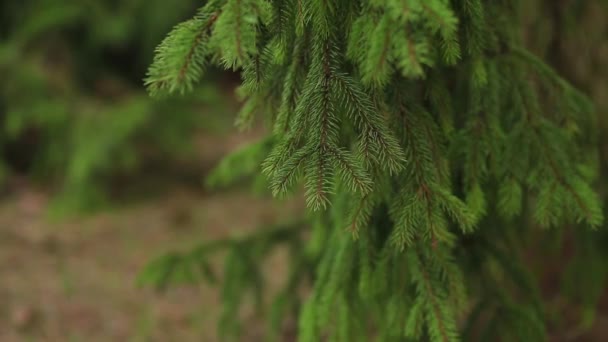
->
274, 35, 307, 133
536, 137, 603, 227
498, 177, 523, 218
145, 7, 220, 96
420, 1, 458, 39
144, 1, 606, 340
361, 14, 393, 85
346, 194, 374, 238
305, 147, 333, 210
327, 146, 373, 195
211, 0, 272, 69
269, 144, 311, 196
409, 248, 459, 342
333, 73, 406, 173
392, 27, 431, 77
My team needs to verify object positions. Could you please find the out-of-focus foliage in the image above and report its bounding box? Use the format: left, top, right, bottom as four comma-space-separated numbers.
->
0, 0, 232, 214
522, 0, 608, 334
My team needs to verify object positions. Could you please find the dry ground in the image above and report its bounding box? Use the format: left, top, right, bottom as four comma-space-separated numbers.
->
0, 130, 301, 342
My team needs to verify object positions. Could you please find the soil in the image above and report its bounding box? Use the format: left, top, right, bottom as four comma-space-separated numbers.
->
0, 130, 301, 342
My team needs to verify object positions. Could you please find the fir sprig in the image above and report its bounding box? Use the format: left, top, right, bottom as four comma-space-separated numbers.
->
144, 0, 604, 340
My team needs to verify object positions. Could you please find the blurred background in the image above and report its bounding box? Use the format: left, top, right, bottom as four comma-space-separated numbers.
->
0, 0, 606, 341
0, 0, 302, 341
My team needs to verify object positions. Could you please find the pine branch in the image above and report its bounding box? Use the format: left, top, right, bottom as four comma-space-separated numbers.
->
181, 14, 219, 82
333, 73, 406, 172
144, 1, 605, 340
409, 248, 459, 342
537, 135, 603, 227
270, 145, 311, 196
421, 1, 458, 39
327, 147, 372, 195
420, 265, 451, 342
346, 194, 373, 238
145, 8, 220, 96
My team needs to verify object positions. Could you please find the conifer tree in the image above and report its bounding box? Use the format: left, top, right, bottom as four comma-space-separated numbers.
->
141, 0, 607, 340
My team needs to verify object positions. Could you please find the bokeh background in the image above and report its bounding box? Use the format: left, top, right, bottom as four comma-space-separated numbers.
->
1, 1, 302, 340
0, 0, 606, 341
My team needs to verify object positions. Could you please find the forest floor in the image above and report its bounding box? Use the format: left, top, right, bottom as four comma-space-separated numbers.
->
0, 128, 607, 341
0, 128, 302, 342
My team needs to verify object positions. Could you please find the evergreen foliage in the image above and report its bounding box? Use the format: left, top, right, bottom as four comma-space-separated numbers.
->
142, 0, 607, 340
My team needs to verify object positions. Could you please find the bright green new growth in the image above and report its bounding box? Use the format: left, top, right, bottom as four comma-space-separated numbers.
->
142, 0, 605, 341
